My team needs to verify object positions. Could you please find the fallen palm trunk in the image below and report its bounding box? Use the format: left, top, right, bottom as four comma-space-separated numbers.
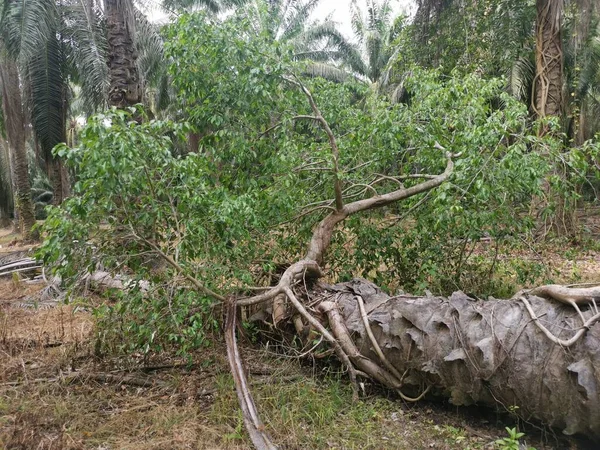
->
309, 279, 600, 440
0, 257, 41, 277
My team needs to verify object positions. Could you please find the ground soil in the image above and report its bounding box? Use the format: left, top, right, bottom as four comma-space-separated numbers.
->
0, 228, 598, 449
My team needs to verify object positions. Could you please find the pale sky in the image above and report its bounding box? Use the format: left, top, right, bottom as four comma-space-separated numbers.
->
149, 1, 417, 42
313, 1, 415, 40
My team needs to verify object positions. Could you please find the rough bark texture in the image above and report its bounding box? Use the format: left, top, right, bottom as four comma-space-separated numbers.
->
48, 158, 70, 205
0, 137, 13, 224
534, 0, 563, 121
105, 0, 141, 108
0, 58, 37, 240
316, 279, 600, 440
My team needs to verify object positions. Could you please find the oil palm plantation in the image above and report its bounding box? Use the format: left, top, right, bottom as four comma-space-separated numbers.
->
0, 0, 108, 204
0, 0, 169, 210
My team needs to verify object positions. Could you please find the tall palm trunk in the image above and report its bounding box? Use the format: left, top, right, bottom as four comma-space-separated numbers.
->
570, 0, 595, 145
105, 0, 141, 108
0, 137, 13, 228
0, 58, 38, 240
534, 0, 563, 123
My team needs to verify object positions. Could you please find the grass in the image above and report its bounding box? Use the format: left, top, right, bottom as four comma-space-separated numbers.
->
1, 232, 598, 449
0, 275, 498, 450
0, 357, 496, 449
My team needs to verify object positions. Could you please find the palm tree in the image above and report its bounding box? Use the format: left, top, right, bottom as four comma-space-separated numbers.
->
0, 54, 37, 239
343, 0, 409, 101
240, 0, 360, 82
349, 0, 399, 83
0, 135, 13, 227
105, 0, 142, 107
564, 0, 600, 144
0, 0, 108, 203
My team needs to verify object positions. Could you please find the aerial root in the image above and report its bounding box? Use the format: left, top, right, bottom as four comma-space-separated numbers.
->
283, 287, 360, 400
518, 295, 600, 347
224, 298, 278, 450
355, 294, 431, 402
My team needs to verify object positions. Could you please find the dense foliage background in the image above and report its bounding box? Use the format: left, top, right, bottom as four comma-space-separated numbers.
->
0, 0, 598, 355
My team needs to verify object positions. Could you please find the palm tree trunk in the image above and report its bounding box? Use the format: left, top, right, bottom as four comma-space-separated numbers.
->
571, 0, 595, 145
315, 279, 600, 440
105, 0, 142, 108
534, 0, 563, 123
0, 137, 13, 227
533, 0, 573, 235
48, 157, 70, 205
0, 58, 38, 241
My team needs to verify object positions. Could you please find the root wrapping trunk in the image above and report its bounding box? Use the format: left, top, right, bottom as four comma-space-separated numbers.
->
314, 279, 600, 439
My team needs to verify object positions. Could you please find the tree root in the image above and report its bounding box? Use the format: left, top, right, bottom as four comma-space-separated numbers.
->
355, 294, 431, 402
283, 287, 360, 400
224, 297, 277, 450
518, 295, 600, 347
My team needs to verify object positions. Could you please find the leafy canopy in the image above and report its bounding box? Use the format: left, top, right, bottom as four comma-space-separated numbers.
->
41, 12, 556, 354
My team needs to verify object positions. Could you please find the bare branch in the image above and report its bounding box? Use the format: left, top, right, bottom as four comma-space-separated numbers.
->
287, 75, 344, 211
348, 183, 379, 197
225, 298, 278, 450
371, 173, 405, 188
345, 147, 453, 215
292, 114, 320, 121
305, 146, 454, 264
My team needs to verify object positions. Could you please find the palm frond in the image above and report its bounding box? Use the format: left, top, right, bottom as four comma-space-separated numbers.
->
135, 9, 166, 87
366, 0, 379, 32
365, 30, 383, 81
162, 0, 223, 13
155, 70, 173, 113
350, 0, 365, 43
62, 0, 109, 114
304, 21, 368, 76
377, 0, 392, 34
24, 32, 68, 162
576, 36, 600, 98
508, 55, 535, 102
301, 62, 349, 82
378, 44, 402, 90
280, 0, 320, 42
0, 0, 58, 64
